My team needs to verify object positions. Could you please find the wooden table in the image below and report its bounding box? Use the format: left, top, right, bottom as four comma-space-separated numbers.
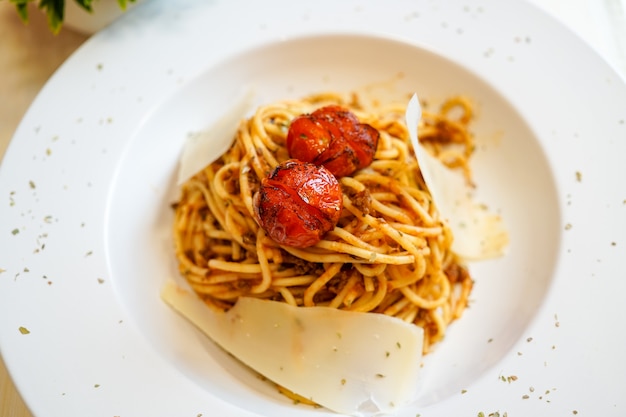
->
0, 3, 87, 416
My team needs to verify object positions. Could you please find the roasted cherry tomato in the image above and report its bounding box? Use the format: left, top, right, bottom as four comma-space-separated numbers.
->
286, 105, 380, 177
254, 159, 343, 248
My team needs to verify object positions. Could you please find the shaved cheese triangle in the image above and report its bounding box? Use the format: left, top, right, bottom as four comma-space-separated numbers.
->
405, 94, 508, 260
162, 280, 423, 416
177, 87, 255, 185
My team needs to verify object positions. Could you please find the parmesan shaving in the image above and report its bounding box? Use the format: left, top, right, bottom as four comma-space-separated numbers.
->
161, 280, 423, 416
405, 94, 508, 260
177, 87, 255, 185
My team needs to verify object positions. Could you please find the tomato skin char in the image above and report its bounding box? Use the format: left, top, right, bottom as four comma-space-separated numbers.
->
286, 106, 380, 177
254, 159, 343, 248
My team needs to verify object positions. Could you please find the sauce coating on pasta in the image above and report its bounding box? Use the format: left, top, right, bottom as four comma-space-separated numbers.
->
172, 92, 477, 355
286, 105, 379, 177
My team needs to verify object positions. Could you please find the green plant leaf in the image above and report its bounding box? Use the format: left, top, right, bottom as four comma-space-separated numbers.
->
117, 0, 136, 11
74, 0, 94, 12
9, 0, 34, 23
37, 0, 64, 34
7, 0, 137, 33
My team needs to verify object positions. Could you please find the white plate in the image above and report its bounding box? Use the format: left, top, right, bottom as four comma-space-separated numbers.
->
1, 0, 625, 416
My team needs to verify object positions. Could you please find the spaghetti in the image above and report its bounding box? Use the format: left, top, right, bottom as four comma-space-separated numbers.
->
172, 92, 475, 353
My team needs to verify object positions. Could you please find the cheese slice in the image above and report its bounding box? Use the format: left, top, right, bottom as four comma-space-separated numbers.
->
405, 94, 508, 260
177, 87, 255, 185
161, 280, 423, 416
